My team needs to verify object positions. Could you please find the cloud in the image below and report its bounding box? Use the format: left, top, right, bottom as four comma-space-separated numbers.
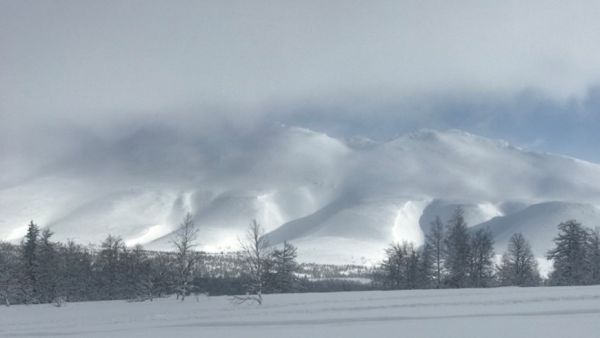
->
3, 0, 600, 120
3, 0, 600, 183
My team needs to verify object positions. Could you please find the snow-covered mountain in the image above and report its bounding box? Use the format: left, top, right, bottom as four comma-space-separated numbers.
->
2, 127, 600, 264
473, 202, 600, 256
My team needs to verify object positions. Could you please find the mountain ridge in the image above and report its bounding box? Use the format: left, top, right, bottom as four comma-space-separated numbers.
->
2, 127, 600, 265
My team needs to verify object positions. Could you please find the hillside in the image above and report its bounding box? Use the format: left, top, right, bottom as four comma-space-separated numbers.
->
2, 128, 600, 264
473, 202, 600, 256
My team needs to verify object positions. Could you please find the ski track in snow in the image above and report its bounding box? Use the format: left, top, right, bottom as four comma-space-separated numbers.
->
3, 286, 600, 337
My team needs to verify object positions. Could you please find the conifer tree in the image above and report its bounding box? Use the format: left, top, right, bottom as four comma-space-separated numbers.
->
36, 228, 61, 303
418, 243, 435, 289
268, 241, 299, 293
21, 221, 40, 303
444, 208, 471, 288
0, 242, 20, 306
586, 227, 600, 285
425, 216, 445, 288
547, 220, 590, 285
405, 245, 421, 289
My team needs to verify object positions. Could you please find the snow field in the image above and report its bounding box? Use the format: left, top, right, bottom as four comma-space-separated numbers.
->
2, 285, 600, 337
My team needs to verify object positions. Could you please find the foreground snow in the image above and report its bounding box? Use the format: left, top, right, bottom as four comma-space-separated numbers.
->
2, 286, 600, 337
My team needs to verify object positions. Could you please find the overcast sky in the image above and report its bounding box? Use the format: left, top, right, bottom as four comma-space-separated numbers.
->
3, 0, 600, 182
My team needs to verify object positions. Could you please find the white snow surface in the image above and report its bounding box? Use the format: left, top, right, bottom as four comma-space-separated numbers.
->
3, 128, 600, 263
474, 202, 600, 257
2, 286, 600, 337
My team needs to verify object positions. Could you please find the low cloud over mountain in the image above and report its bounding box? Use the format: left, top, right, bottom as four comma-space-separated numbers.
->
3, 127, 600, 264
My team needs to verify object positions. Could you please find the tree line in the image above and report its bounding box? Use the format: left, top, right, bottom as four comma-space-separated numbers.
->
3, 208, 600, 306
377, 207, 600, 290
0, 215, 302, 306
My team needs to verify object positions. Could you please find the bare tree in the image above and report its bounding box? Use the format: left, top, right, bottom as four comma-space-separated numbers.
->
96, 235, 127, 300
382, 242, 422, 290
468, 228, 495, 287
172, 213, 199, 301
234, 220, 271, 304
497, 233, 540, 286
426, 216, 445, 288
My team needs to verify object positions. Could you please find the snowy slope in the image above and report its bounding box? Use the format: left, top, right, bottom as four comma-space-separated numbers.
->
419, 199, 507, 233
3, 127, 600, 263
3, 286, 600, 338
473, 202, 600, 256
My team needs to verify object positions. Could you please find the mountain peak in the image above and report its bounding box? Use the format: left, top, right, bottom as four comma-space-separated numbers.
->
393, 128, 513, 150
4, 127, 600, 265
